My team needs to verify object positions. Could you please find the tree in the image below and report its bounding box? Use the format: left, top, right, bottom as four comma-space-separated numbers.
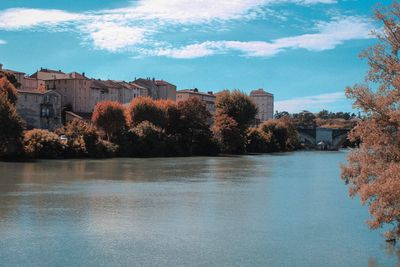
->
92, 101, 127, 140
157, 99, 180, 134
341, 2, 400, 241
212, 114, 246, 154
0, 95, 25, 158
0, 77, 18, 105
128, 97, 165, 127
215, 90, 257, 130
0, 71, 21, 89
259, 118, 298, 152
177, 97, 212, 155
275, 111, 290, 119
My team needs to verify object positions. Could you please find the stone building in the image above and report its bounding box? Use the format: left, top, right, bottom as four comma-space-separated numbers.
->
0, 63, 45, 91
16, 90, 62, 131
133, 78, 176, 100
176, 88, 216, 114
249, 88, 274, 124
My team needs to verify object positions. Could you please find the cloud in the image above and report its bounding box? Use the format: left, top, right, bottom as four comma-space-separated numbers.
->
151, 16, 372, 58
0, 8, 85, 30
0, 39, 6, 45
275, 92, 346, 113
80, 22, 148, 52
0, 0, 350, 53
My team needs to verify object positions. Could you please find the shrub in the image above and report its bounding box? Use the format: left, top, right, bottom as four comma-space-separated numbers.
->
0, 76, 18, 104
56, 119, 101, 157
24, 129, 64, 159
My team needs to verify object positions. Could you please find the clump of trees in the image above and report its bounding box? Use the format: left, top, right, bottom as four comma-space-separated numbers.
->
246, 117, 299, 153
341, 2, 400, 241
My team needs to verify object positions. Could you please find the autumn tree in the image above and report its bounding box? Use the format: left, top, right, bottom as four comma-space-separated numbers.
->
128, 97, 165, 127
215, 90, 257, 131
0, 96, 25, 158
213, 114, 246, 154
341, 2, 400, 241
177, 97, 214, 155
260, 118, 298, 152
0, 78, 24, 158
0, 71, 21, 89
157, 99, 180, 134
0, 77, 18, 105
92, 101, 127, 140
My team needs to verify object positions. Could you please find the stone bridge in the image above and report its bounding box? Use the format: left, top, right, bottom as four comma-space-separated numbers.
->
297, 127, 350, 150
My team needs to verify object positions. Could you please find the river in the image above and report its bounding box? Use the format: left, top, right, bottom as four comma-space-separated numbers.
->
0, 151, 397, 266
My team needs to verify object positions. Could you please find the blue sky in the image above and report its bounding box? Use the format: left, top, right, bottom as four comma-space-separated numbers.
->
0, 0, 390, 113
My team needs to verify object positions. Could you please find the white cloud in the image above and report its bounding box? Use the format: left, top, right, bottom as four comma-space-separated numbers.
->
152, 16, 373, 58
0, 1, 355, 54
275, 92, 345, 113
81, 22, 148, 52
0, 8, 85, 30
0, 39, 6, 45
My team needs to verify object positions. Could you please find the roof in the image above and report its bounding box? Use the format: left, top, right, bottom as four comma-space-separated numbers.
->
17, 89, 61, 96
250, 88, 273, 96
178, 89, 215, 98
3, 69, 26, 75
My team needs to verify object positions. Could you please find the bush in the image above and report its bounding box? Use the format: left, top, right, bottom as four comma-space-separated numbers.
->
24, 129, 65, 159
56, 119, 101, 158
259, 118, 298, 152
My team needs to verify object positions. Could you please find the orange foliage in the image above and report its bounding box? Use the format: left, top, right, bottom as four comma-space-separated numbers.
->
341, 2, 400, 240
92, 101, 127, 140
0, 77, 18, 105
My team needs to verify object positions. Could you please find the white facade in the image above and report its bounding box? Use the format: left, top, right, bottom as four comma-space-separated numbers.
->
250, 89, 274, 123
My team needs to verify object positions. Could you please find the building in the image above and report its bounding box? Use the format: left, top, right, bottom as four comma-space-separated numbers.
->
0, 63, 45, 91
133, 78, 176, 100
16, 90, 62, 131
249, 88, 274, 124
176, 88, 216, 114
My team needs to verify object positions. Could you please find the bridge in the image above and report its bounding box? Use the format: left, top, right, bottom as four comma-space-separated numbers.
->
297, 127, 350, 150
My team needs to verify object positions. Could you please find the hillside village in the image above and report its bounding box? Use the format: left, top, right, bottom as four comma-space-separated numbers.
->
0, 63, 274, 130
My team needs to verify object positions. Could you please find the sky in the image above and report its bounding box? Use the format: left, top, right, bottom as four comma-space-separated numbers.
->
0, 0, 390, 113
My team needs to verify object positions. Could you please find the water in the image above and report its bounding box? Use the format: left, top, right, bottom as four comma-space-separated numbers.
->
0, 151, 397, 266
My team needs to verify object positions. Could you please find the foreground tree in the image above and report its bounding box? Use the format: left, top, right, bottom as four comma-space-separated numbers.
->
0, 77, 18, 105
341, 2, 400, 240
92, 101, 127, 140
0, 96, 25, 158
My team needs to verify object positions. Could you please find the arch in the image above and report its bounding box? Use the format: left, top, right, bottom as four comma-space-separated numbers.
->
332, 133, 349, 150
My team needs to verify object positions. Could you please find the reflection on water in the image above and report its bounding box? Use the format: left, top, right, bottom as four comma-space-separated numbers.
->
0, 152, 397, 266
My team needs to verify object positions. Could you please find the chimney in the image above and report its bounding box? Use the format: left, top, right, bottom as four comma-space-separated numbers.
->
152, 77, 155, 82
82, 72, 85, 77
194, 88, 198, 93
0, 63, 2, 70
208, 91, 213, 95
